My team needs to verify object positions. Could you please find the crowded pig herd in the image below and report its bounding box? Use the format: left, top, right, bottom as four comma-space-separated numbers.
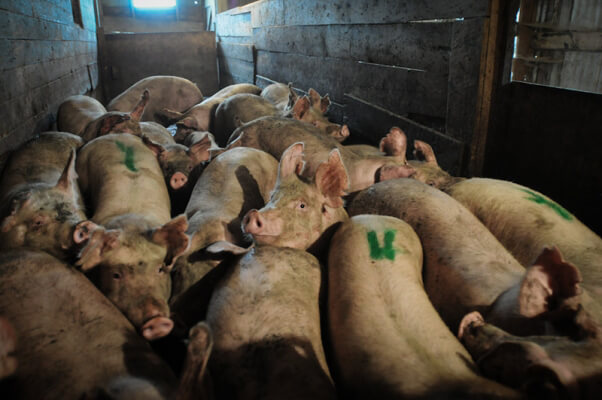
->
0, 75, 601, 399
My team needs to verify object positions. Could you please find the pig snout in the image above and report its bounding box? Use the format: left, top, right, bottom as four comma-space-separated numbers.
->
242, 209, 265, 235
141, 316, 174, 341
170, 172, 188, 190
72, 220, 99, 245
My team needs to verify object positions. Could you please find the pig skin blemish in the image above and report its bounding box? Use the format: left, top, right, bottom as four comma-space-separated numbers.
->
115, 141, 139, 173
367, 229, 403, 261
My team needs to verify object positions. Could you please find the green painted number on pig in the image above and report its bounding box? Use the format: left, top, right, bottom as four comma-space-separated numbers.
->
367, 230, 402, 261
521, 188, 572, 221
115, 141, 138, 172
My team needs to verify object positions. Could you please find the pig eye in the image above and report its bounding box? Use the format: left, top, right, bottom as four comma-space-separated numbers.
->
297, 202, 306, 210
112, 272, 122, 280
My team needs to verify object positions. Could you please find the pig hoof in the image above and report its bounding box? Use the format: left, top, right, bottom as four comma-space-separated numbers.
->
379, 127, 406, 157
141, 316, 174, 341
458, 311, 485, 339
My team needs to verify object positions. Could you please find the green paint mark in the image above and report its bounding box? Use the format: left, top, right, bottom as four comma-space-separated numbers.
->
115, 141, 138, 172
367, 230, 401, 261
521, 188, 572, 221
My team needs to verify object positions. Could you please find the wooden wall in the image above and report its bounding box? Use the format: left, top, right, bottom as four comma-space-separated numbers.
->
215, 0, 495, 175
0, 0, 99, 165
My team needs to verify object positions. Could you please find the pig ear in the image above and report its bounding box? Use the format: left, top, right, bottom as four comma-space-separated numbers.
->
414, 140, 438, 165
99, 114, 130, 136
286, 82, 298, 109
55, 149, 77, 192
187, 134, 212, 166
519, 246, 582, 318
130, 89, 150, 122
319, 94, 331, 114
278, 142, 305, 180
315, 149, 349, 208
161, 108, 184, 120
0, 194, 32, 232
206, 241, 253, 255
292, 96, 311, 120
176, 117, 199, 130
141, 135, 165, 157
308, 88, 321, 106
177, 322, 213, 398
76, 228, 122, 271
151, 214, 189, 271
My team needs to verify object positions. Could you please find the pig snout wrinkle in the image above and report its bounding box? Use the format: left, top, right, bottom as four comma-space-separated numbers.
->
170, 172, 188, 190
242, 210, 263, 235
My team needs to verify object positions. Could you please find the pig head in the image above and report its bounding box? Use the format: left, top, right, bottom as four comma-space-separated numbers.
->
242, 142, 349, 253
76, 214, 190, 340
290, 88, 349, 143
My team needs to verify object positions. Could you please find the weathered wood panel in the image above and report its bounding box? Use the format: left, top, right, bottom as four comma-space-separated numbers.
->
216, 10, 252, 37
253, 22, 451, 74
218, 55, 254, 85
103, 31, 218, 99
248, 0, 489, 26
218, 42, 254, 63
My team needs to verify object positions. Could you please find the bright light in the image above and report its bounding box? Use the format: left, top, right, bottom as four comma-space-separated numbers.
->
133, 0, 176, 9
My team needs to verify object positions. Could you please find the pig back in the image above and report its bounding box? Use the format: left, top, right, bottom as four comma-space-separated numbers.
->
206, 245, 336, 400
0, 132, 83, 199
348, 178, 525, 332
76, 133, 171, 225
0, 249, 176, 399
328, 215, 520, 399
57, 95, 107, 136
447, 178, 602, 301
107, 75, 202, 123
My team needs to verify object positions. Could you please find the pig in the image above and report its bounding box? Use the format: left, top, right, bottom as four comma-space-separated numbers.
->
459, 310, 602, 399
446, 178, 602, 307
170, 147, 278, 301
328, 215, 520, 399
57, 89, 150, 141
140, 121, 177, 145
260, 82, 298, 111
161, 83, 262, 142
289, 88, 349, 143
76, 133, 190, 340
0, 249, 213, 399
141, 134, 213, 214
228, 116, 415, 192
107, 75, 203, 124
0, 316, 16, 380
205, 245, 337, 400
348, 178, 599, 335
0, 132, 97, 261
242, 142, 349, 255
213, 93, 280, 146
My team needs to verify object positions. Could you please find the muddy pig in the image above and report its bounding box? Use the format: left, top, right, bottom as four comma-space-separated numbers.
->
170, 147, 278, 301
0, 132, 97, 261
228, 116, 415, 192
446, 178, 602, 307
162, 83, 261, 142
459, 308, 602, 399
348, 178, 597, 336
76, 133, 190, 340
242, 142, 349, 255
0, 249, 213, 399
57, 90, 150, 142
328, 215, 520, 399
205, 245, 336, 400
107, 75, 203, 124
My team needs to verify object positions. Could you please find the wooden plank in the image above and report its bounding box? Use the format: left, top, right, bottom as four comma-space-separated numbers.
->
250, 0, 285, 28
0, 10, 96, 41
218, 56, 254, 84
532, 31, 602, 51
216, 10, 251, 37
256, 50, 448, 119
0, 52, 97, 102
1, 39, 96, 71
103, 31, 218, 99
559, 52, 602, 94
217, 42, 254, 63
446, 18, 485, 145
280, 0, 489, 26
344, 93, 464, 175
253, 22, 452, 75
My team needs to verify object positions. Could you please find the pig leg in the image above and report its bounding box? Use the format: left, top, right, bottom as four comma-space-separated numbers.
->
378, 126, 407, 159
0, 316, 17, 380
175, 322, 213, 400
